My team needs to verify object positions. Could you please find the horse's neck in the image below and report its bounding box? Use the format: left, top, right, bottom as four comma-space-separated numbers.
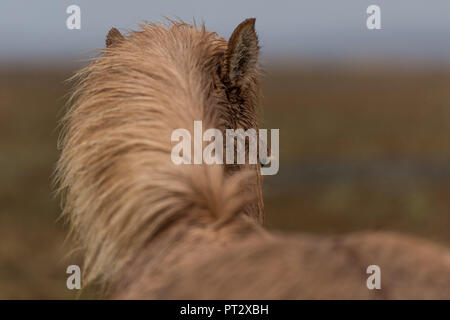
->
110, 215, 266, 298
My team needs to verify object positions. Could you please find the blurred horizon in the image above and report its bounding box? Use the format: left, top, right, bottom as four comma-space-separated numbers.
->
3, 0, 450, 67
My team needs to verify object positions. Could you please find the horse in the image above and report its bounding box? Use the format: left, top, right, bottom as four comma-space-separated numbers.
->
55, 18, 450, 299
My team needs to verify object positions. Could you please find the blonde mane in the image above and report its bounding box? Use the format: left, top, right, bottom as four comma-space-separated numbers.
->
55, 21, 260, 285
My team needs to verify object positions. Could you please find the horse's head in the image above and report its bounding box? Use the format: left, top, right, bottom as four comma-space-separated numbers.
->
103, 18, 264, 223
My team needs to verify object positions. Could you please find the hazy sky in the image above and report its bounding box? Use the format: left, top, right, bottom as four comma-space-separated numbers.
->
2, 0, 450, 65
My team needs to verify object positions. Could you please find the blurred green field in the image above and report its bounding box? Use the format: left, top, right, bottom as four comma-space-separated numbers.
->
1, 65, 450, 298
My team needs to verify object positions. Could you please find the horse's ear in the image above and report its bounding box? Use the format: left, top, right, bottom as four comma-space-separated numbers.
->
223, 18, 259, 87
106, 28, 124, 48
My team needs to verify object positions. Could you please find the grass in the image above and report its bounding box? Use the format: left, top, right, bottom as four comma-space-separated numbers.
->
1, 64, 450, 298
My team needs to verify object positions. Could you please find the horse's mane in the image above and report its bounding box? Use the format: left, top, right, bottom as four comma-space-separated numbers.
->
55, 21, 256, 285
